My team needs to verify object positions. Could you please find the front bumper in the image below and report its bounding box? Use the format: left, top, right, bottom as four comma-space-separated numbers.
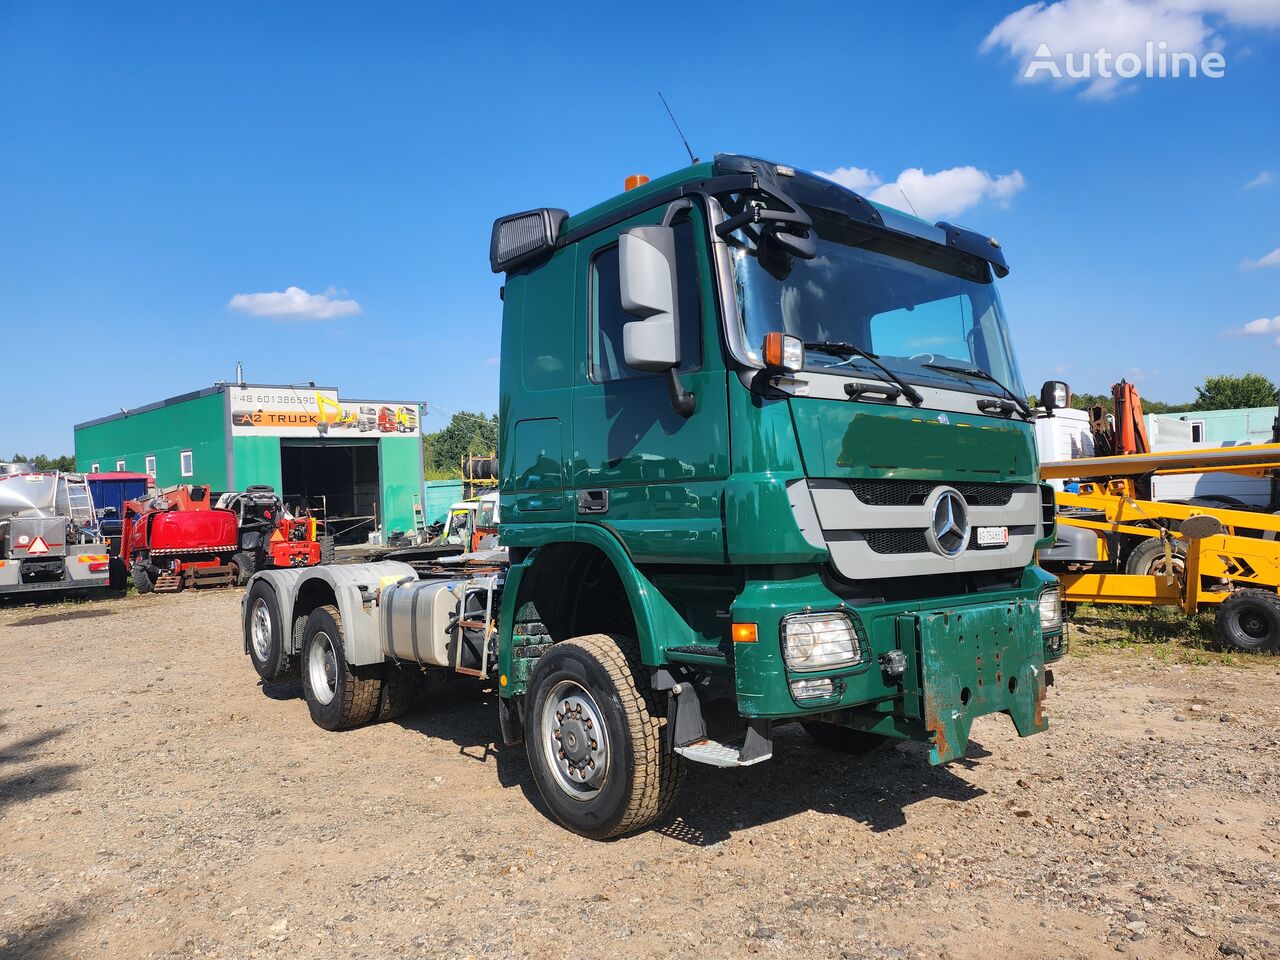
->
730, 572, 1055, 764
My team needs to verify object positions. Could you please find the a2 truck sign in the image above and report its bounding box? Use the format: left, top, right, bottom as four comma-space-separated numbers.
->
228, 388, 422, 438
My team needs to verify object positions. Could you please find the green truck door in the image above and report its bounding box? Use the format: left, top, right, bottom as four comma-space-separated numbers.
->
571, 204, 729, 563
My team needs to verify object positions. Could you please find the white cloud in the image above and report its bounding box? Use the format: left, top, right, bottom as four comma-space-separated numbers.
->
226, 286, 362, 322
980, 0, 1261, 99
1244, 170, 1275, 189
1225, 314, 1280, 342
1241, 247, 1280, 270
815, 165, 1027, 221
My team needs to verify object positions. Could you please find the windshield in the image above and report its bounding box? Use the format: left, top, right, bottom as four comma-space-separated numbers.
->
729, 203, 1027, 400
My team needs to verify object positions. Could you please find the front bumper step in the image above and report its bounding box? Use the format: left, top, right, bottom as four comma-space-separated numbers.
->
675, 737, 771, 768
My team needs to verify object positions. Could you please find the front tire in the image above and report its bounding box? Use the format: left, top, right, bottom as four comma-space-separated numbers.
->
302, 605, 382, 730
525, 634, 684, 839
1216, 590, 1280, 653
318, 536, 335, 565
244, 580, 298, 682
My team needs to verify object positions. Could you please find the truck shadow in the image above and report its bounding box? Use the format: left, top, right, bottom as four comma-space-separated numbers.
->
392, 689, 990, 844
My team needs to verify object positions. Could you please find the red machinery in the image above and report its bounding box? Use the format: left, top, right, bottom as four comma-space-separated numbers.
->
121, 485, 327, 594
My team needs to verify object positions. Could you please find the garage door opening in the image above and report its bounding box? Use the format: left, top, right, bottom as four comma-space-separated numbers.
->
280, 441, 380, 545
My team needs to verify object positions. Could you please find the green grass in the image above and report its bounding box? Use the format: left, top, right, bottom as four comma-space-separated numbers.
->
1066, 601, 1273, 667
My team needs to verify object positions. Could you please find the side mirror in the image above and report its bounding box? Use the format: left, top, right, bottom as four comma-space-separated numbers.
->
1040, 380, 1071, 412
619, 225, 680, 372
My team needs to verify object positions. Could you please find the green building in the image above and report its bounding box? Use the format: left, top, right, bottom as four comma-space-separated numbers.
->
75, 383, 424, 543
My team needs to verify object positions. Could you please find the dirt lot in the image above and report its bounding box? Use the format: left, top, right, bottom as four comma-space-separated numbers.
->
1, 590, 1278, 960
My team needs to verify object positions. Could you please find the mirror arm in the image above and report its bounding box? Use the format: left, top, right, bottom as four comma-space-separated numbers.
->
660, 197, 694, 227
666, 368, 695, 418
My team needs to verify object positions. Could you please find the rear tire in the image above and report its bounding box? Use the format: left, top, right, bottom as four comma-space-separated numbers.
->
302, 605, 382, 730
1125, 537, 1186, 584
131, 559, 154, 594
245, 580, 298, 682
802, 721, 894, 754
376, 661, 423, 722
526, 634, 684, 839
1215, 590, 1280, 654
318, 535, 335, 565
229, 550, 256, 586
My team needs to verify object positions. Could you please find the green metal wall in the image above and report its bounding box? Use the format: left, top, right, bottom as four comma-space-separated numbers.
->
75, 391, 228, 488
231, 436, 284, 493
422, 479, 465, 524
380, 436, 422, 535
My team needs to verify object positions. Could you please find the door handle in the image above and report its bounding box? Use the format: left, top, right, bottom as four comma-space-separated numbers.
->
577, 489, 609, 515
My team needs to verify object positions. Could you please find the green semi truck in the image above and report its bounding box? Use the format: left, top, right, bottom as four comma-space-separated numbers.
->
242, 154, 1067, 839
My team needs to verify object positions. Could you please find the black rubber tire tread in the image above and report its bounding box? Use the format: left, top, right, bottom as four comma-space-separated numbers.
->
230, 550, 256, 586
131, 560, 154, 595
529, 633, 685, 839
244, 580, 298, 682
801, 721, 894, 754
318, 536, 335, 565
1125, 537, 1186, 578
376, 662, 422, 722
302, 605, 382, 730
1215, 589, 1280, 654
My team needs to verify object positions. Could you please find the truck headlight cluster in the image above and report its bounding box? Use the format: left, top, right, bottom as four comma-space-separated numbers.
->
781, 612, 860, 672
1039, 585, 1063, 635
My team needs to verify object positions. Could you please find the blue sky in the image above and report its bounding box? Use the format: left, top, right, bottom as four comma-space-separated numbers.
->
3, 1, 1279, 454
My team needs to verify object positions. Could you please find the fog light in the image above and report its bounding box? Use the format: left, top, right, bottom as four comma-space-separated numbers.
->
790, 677, 835, 702
781, 612, 860, 672
879, 649, 907, 678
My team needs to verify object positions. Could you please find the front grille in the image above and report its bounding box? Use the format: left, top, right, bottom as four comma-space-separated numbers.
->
863, 528, 930, 554
848, 478, 1014, 507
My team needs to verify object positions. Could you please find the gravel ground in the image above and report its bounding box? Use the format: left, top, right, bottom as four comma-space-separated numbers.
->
1, 589, 1278, 960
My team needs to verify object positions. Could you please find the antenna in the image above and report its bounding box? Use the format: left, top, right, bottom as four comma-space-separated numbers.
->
658, 91, 699, 165
898, 188, 921, 219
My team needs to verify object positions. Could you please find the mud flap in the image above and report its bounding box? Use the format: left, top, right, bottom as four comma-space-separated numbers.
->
896, 599, 1048, 765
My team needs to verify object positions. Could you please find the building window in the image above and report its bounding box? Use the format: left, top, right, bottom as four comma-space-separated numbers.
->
116, 459, 126, 471
1190, 420, 1206, 443
180, 450, 194, 477
90, 463, 100, 473
145, 455, 157, 478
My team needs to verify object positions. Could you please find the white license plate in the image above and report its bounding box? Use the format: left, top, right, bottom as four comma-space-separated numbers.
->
976, 526, 1009, 547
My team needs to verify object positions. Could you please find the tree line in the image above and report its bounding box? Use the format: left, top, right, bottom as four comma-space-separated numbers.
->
5, 453, 77, 471
1065, 373, 1278, 415
421, 411, 499, 479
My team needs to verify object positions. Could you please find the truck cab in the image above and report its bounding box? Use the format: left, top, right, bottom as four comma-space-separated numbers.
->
491, 155, 1065, 833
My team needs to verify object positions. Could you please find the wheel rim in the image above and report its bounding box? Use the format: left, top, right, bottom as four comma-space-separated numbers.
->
1239, 611, 1269, 641
308, 631, 338, 705
250, 598, 273, 662
540, 680, 610, 800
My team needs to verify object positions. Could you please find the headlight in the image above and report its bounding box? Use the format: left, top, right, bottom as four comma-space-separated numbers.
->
781, 612, 860, 672
1039, 585, 1063, 634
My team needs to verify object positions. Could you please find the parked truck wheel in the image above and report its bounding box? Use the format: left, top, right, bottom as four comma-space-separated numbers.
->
318, 536, 335, 565
302, 605, 382, 730
229, 550, 256, 587
244, 580, 298, 682
1215, 590, 1280, 654
526, 634, 685, 840
1125, 537, 1186, 584
131, 559, 155, 594
801, 721, 893, 754
376, 661, 423, 722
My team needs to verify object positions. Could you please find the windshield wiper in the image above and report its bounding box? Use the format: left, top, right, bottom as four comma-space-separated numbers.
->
803, 341, 924, 406
922, 363, 1033, 419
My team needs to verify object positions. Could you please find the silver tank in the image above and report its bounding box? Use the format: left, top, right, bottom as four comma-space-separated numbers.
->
0, 471, 60, 518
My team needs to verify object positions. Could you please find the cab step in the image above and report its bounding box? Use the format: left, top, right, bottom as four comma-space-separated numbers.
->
674, 730, 772, 768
